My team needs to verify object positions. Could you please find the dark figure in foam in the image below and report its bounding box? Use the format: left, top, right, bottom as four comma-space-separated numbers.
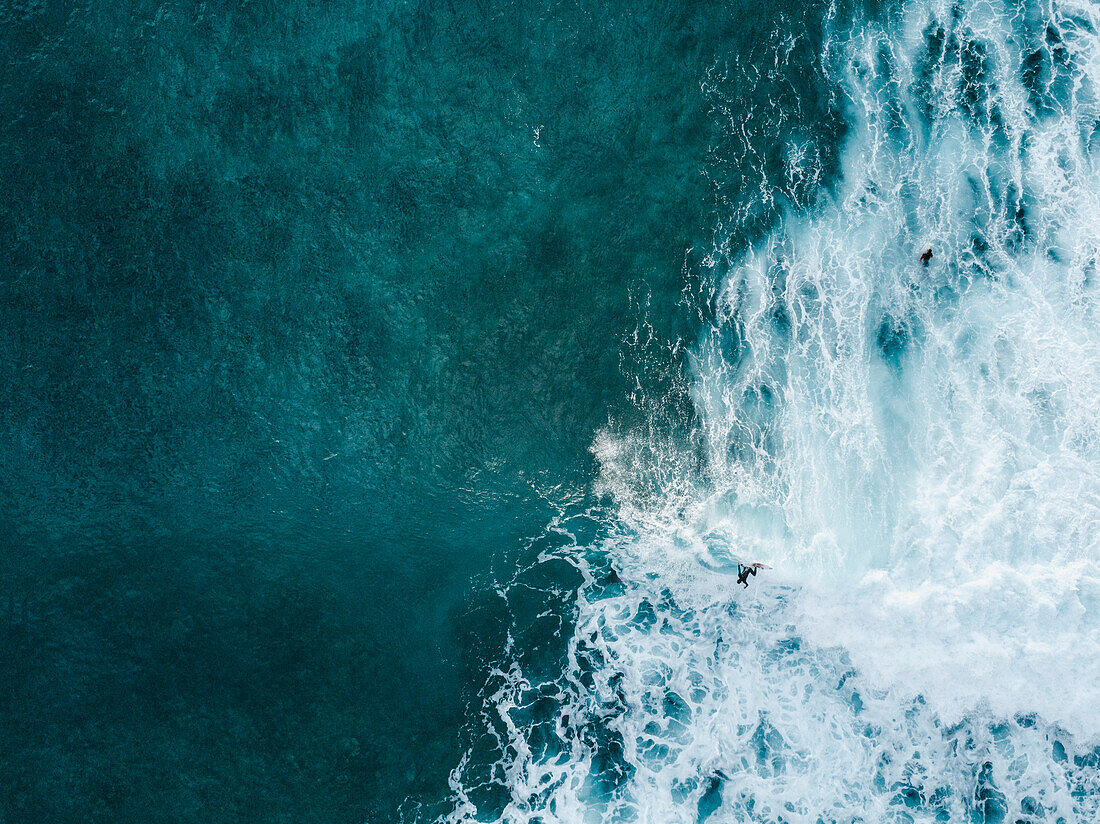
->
737, 563, 765, 589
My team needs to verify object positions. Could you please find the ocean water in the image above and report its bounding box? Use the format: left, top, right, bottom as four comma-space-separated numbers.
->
0, 0, 815, 821
447, 0, 1100, 822
5, 0, 1100, 822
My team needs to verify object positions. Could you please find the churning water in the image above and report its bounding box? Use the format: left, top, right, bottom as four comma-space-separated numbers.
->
448, 1, 1100, 821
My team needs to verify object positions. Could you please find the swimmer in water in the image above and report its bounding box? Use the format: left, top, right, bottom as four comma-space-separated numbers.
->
920, 247, 933, 266
736, 563, 764, 589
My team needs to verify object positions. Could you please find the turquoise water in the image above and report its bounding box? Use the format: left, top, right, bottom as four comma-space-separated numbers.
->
7, 0, 1100, 822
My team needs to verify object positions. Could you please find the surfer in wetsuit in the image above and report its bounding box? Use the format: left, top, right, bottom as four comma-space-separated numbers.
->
736, 563, 764, 589
920, 247, 933, 266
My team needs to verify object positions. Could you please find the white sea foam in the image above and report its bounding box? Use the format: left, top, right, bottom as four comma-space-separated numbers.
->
448, 0, 1100, 821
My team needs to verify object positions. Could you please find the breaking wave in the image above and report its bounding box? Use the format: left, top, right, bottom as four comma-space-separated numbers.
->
446, 0, 1100, 821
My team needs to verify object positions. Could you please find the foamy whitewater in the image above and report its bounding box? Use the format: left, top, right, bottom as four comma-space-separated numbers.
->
448, 0, 1100, 821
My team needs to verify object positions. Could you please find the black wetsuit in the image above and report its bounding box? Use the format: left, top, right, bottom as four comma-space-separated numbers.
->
736, 564, 758, 589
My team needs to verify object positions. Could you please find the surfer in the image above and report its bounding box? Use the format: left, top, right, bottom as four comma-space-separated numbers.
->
920, 247, 933, 266
736, 563, 765, 589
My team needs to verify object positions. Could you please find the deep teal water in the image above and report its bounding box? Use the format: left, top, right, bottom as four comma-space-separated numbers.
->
0, 1, 850, 821
0, 0, 858, 818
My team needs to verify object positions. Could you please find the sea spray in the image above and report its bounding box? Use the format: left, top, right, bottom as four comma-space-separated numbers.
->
448, 0, 1100, 821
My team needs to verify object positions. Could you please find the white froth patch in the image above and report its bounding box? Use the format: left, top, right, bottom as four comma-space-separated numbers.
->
684, 0, 1100, 740
799, 560, 1100, 740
